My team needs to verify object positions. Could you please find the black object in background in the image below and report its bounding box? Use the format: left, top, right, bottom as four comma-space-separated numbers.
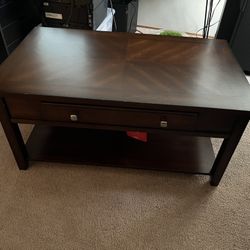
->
0, 0, 41, 63
42, 0, 107, 30
216, 0, 241, 41
217, 0, 250, 73
109, 0, 138, 32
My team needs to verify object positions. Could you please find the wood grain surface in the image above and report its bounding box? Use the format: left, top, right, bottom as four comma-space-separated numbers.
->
0, 27, 250, 112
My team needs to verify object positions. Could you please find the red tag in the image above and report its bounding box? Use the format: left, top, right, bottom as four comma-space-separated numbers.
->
126, 131, 148, 142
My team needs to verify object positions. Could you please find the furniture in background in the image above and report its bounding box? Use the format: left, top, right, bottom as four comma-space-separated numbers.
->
110, 0, 138, 32
0, 27, 249, 186
217, 0, 250, 73
0, 0, 40, 63
41, 0, 108, 30
41, 0, 139, 33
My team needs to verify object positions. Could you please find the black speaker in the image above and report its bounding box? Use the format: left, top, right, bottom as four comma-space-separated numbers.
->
216, 0, 242, 41
110, 0, 138, 32
217, 0, 250, 73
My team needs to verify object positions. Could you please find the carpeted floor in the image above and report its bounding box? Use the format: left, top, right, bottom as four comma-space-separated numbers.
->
0, 123, 250, 250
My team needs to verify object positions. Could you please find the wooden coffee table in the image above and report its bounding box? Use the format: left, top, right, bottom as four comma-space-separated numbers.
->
0, 27, 250, 186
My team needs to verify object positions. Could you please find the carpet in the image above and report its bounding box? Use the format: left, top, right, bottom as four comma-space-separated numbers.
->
0, 124, 249, 250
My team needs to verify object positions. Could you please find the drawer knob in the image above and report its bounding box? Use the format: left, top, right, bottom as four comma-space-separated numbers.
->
70, 114, 78, 121
160, 121, 168, 128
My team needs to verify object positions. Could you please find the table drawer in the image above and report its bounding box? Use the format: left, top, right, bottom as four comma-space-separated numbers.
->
41, 102, 198, 130
7, 97, 235, 134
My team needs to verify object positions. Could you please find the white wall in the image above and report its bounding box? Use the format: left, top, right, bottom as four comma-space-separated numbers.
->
138, 0, 226, 36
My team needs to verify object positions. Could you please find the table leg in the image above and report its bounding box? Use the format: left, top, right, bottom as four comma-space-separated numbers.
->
0, 98, 28, 170
210, 119, 248, 186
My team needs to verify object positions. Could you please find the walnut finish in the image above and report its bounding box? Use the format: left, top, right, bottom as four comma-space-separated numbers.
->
0, 27, 250, 186
0, 27, 250, 111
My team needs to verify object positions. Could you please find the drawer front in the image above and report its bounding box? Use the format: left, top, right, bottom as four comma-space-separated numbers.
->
7, 96, 236, 133
41, 102, 198, 130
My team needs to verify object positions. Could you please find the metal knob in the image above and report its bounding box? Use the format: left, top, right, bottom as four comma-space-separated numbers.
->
70, 114, 78, 121
160, 121, 168, 128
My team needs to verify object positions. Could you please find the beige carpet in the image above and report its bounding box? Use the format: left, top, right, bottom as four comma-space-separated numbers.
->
0, 124, 249, 250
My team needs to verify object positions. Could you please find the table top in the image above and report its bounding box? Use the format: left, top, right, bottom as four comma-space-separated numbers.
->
0, 26, 250, 112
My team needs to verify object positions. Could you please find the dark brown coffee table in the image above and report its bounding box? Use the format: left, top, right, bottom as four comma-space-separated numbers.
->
0, 27, 250, 186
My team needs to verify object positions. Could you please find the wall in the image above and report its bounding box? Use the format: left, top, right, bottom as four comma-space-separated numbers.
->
137, 0, 226, 36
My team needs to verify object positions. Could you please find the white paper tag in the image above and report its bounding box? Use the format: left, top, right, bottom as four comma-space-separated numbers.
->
45, 12, 63, 20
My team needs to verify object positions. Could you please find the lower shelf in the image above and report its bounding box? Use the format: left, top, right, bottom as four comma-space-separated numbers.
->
26, 126, 215, 175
